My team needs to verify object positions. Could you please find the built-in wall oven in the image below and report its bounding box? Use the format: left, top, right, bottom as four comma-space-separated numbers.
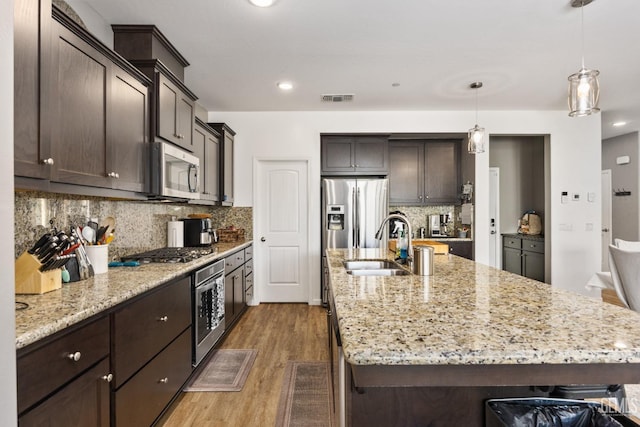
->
193, 259, 225, 366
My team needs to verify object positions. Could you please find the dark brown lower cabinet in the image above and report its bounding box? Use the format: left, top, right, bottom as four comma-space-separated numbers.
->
19, 358, 111, 426
225, 265, 245, 328
447, 240, 473, 260
17, 315, 110, 415
114, 329, 192, 427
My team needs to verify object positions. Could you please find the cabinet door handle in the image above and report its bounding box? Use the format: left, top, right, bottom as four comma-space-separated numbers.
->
158, 315, 168, 322
108, 172, 120, 178
67, 351, 81, 362
41, 158, 54, 165
159, 377, 169, 384
102, 373, 113, 383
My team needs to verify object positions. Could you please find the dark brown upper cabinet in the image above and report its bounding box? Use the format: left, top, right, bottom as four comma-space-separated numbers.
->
156, 71, 196, 152
191, 119, 220, 204
14, 2, 151, 196
388, 140, 461, 205
209, 123, 236, 206
321, 135, 389, 175
111, 25, 197, 154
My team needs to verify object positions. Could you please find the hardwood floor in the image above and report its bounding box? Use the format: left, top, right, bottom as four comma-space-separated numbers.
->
159, 304, 329, 426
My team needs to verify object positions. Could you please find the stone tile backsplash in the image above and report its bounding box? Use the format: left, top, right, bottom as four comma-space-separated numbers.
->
389, 205, 469, 238
14, 191, 253, 260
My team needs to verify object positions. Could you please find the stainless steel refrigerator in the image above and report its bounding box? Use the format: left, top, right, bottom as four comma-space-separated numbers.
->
321, 178, 388, 304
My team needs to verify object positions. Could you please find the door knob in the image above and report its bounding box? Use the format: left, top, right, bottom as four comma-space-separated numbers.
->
602, 228, 610, 232
261, 237, 266, 242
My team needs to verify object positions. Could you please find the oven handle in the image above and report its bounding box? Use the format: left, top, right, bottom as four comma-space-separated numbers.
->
196, 274, 224, 292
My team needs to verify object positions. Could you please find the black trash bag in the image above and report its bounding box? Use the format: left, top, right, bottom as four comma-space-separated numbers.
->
489, 400, 624, 427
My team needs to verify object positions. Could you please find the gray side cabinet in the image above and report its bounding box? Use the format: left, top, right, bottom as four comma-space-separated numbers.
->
502, 235, 545, 282
388, 140, 461, 205
321, 135, 389, 175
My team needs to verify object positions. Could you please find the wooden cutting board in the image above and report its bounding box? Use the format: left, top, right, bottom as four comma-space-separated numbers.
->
388, 239, 449, 255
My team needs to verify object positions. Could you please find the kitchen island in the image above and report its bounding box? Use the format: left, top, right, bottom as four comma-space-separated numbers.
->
326, 248, 640, 426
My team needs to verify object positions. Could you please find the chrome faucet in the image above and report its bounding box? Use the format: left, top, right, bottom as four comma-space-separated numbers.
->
375, 213, 413, 264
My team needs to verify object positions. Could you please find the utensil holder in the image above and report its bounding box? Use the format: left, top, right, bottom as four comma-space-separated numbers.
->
15, 252, 62, 294
85, 244, 109, 274
413, 246, 434, 276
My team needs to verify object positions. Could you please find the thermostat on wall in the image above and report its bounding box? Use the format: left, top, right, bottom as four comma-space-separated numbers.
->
616, 155, 630, 165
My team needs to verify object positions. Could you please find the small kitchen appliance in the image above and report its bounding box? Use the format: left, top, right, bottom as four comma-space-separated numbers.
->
183, 218, 214, 246
429, 214, 443, 237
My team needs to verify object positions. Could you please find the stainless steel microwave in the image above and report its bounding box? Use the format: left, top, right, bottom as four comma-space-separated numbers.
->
150, 142, 200, 200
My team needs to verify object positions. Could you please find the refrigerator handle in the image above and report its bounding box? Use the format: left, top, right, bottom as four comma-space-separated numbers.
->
356, 187, 361, 248
352, 187, 357, 248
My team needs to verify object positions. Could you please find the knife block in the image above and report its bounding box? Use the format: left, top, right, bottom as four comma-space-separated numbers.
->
15, 252, 62, 294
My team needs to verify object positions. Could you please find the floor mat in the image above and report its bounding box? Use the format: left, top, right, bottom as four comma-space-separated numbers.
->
274, 361, 333, 427
183, 349, 257, 392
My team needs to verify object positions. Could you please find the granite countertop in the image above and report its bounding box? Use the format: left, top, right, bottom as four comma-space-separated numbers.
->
502, 233, 544, 241
421, 237, 472, 242
15, 240, 252, 349
327, 248, 640, 366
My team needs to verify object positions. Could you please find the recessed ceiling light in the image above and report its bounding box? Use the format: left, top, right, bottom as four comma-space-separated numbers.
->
277, 81, 293, 90
249, 0, 274, 7
612, 121, 627, 127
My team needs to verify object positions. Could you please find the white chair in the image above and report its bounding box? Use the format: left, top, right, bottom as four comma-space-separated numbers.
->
614, 238, 640, 251
609, 244, 640, 312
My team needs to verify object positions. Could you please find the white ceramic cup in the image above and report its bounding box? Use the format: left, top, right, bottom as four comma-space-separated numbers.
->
85, 244, 109, 274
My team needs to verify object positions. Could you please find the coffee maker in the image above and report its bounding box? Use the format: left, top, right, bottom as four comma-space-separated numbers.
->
428, 214, 442, 237
183, 218, 217, 246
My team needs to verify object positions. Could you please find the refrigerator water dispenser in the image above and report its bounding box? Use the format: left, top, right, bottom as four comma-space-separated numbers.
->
327, 205, 344, 230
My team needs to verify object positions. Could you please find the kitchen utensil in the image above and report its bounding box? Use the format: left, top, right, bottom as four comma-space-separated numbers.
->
188, 213, 212, 219
108, 261, 140, 267
95, 225, 109, 244
102, 216, 115, 235
82, 226, 95, 245
28, 233, 51, 254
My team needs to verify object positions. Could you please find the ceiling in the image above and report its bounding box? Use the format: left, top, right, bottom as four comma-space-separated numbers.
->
69, 0, 640, 139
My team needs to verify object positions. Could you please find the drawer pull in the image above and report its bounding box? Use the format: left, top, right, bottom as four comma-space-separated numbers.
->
41, 158, 55, 165
159, 377, 169, 384
158, 316, 168, 322
67, 351, 82, 362
102, 373, 113, 383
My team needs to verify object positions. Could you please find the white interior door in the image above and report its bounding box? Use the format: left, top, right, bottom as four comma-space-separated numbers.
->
255, 160, 309, 302
489, 167, 500, 268
601, 169, 612, 271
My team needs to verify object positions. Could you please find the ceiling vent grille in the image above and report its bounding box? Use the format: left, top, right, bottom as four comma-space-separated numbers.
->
321, 94, 354, 103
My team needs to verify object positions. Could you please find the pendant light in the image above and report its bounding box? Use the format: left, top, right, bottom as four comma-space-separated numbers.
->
468, 82, 485, 154
568, 0, 600, 117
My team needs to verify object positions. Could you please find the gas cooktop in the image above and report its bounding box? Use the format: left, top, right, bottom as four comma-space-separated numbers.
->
121, 247, 214, 263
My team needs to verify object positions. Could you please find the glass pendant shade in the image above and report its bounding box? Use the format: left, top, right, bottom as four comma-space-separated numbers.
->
568, 68, 600, 117
468, 124, 485, 154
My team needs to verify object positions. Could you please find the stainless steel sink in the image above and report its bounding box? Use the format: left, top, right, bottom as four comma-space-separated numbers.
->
343, 260, 400, 270
343, 259, 411, 276
346, 268, 410, 276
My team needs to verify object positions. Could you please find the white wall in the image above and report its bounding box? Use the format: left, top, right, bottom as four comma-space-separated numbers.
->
602, 131, 640, 241
210, 110, 602, 299
2, 0, 17, 424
